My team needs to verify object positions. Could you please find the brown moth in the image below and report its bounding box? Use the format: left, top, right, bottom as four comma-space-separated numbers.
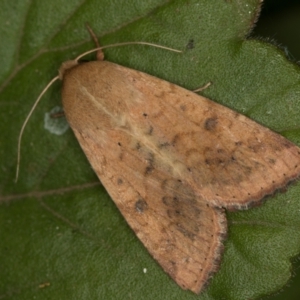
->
16, 34, 300, 293
57, 52, 300, 293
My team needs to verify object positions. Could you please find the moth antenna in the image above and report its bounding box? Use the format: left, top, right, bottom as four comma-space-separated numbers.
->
75, 42, 182, 62
15, 75, 60, 183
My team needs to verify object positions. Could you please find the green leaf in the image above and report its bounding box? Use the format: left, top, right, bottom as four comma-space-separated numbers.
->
1, 0, 300, 299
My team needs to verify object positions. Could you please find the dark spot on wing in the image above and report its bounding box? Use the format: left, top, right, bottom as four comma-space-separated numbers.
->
204, 117, 218, 131
135, 198, 148, 213
135, 142, 141, 150
180, 104, 187, 111
158, 142, 171, 149
145, 152, 155, 175
148, 126, 153, 135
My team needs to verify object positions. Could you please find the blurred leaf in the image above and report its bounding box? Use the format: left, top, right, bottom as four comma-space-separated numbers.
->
1, 0, 300, 299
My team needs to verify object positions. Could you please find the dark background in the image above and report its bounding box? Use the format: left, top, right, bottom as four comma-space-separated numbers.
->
253, 0, 300, 299
254, 0, 300, 61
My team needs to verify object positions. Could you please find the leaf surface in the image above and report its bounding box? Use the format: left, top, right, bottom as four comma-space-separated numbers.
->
1, 0, 300, 299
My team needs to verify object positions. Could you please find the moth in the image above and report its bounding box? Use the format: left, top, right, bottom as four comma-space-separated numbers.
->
17, 35, 300, 294
60, 55, 300, 293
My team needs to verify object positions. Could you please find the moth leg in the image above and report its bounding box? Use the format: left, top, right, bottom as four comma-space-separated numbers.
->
85, 23, 105, 61
193, 82, 212, 93
50, 111, 65, 118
